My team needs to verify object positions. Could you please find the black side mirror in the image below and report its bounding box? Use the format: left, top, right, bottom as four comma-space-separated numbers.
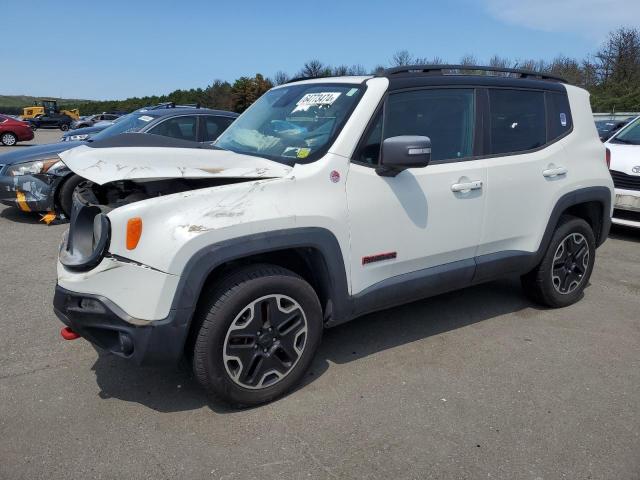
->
376, 136, 432, 177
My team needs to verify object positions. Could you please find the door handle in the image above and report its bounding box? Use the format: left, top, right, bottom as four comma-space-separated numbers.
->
542, 166, 567, 178
451, 180, 483, 193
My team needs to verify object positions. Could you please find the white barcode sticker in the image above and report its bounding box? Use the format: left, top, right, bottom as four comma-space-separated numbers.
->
292, 92, 341, 113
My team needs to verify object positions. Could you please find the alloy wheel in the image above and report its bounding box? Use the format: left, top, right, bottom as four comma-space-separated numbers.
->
551, 233, 590, 294
223, 294, 308, 389
2, 133, 16, 146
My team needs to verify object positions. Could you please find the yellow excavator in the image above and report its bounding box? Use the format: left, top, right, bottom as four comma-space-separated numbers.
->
21, 99, 80, 120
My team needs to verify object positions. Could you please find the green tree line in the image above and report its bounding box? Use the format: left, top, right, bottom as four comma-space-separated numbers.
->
4, 27, 639, 116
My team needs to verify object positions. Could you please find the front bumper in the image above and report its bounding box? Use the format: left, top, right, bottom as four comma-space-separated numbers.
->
53, 285, 191, 366
613, 189, 640, 228
0, 173, 60, 212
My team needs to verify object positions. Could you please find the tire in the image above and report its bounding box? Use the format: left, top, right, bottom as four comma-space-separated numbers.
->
1, 132, 17, 146
521, 216, 596, 308
60, 123, 69, 131
192, 264, 323, 407
57, 175, 86, 217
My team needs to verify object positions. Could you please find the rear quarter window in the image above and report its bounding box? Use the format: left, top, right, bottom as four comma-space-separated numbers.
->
547, 92, 572, 141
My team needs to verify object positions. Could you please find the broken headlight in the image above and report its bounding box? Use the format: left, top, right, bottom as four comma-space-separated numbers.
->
5, 158, 65, 176
63, 134, 90, 142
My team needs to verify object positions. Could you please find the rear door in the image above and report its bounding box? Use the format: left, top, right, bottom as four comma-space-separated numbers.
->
346, 87, 487, 294
199, 115, 236, 142
476, 88, 573, 277
147, 115, 199, 142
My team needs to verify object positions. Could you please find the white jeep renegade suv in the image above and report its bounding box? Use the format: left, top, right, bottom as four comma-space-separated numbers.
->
54, 65, 614, 406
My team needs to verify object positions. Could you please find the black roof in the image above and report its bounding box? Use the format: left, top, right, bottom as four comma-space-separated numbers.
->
380, 64, 567, 83
137, 107, 238, 118
286, 64, 568, 92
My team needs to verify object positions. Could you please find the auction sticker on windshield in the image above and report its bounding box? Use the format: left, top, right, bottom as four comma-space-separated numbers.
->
293, 92, 341, 113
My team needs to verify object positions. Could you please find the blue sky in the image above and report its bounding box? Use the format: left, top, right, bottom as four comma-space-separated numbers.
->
3, 0, 638, 100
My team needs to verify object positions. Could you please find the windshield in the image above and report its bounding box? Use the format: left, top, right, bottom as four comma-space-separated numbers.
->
595, 120, 616, 133
90, 112, 159, 141
215, 83, 365, 163
611, 117, 640, 145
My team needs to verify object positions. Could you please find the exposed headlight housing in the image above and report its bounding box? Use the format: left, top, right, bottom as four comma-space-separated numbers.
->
5, 158, 66, 176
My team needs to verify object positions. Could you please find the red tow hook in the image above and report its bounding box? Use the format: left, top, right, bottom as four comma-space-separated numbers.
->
60, 327, 81, 340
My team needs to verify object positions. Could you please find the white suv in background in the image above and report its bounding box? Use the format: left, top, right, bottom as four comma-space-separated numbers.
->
605, 115, 640, 228
53, 65, 614, 407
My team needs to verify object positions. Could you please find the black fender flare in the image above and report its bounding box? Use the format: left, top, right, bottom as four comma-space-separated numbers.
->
538, 185, 612, 253
169, 226, 351, 326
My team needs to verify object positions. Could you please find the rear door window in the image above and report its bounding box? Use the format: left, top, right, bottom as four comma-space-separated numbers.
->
489, 89, 546, 154
202, 116, 235, 142
149, 116, 198, 141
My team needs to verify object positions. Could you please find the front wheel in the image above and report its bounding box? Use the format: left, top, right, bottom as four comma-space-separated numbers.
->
57, 175, 87, 217
521, 216, 596, 308
1, 132, 17, 146
192, 264, 323, 407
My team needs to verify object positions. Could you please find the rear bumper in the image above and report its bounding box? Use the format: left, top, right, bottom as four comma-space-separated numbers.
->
0, 173, 59, 212
53, 285, 192, 366
16, 128, 34, 142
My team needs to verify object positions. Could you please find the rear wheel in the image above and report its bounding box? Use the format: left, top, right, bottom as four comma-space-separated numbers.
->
192, 264, 323, 407
60, 123, 69, 131
1, 132, 17, 146
521, 216, 596, 308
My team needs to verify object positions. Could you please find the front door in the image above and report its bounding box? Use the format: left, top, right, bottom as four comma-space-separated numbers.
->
346, 87, 487, 295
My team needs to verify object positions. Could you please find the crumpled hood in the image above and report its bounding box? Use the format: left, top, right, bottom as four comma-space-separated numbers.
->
59, 144, 293, 185
0, 140, 85, 166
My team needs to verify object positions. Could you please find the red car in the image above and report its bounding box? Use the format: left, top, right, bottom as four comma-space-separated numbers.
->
0, 114, 34, 146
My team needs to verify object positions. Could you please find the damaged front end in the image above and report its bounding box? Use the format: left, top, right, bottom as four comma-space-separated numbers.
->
57, 142, 293, 271
0, 162, 70, 213
74, 176, 257, 211
60, 176, 252, 271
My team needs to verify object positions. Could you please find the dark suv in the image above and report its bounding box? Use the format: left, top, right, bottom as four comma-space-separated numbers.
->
28, 113, 74, 131
0, 106, 238, 216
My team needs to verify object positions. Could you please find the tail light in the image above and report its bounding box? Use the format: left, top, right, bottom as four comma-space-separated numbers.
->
605, 147, 611, 169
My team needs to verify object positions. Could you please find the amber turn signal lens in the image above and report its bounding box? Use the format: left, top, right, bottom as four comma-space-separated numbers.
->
126, 217, 143, 250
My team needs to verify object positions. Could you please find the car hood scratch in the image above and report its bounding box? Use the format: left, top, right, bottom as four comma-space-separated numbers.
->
59, 145, 293, 185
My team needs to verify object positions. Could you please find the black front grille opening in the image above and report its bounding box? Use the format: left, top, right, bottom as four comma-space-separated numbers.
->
613, 208, 640, 222
610, 170, 640, 191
